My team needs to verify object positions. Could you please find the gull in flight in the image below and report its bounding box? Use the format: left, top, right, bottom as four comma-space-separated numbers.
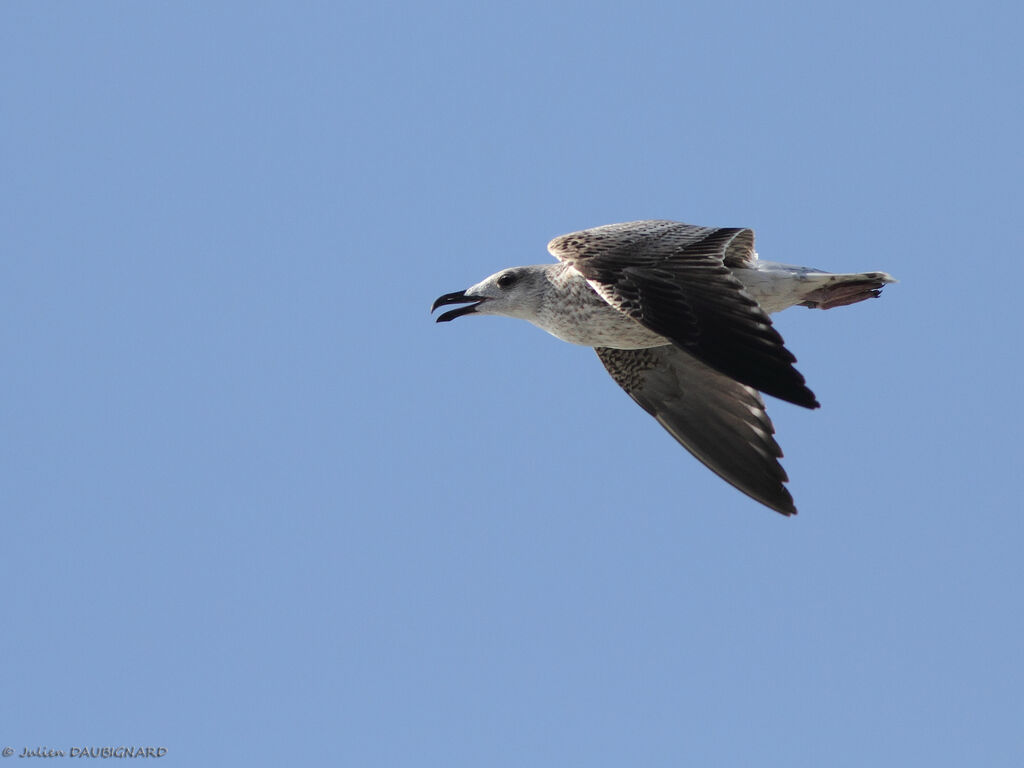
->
432, 220, 894, 516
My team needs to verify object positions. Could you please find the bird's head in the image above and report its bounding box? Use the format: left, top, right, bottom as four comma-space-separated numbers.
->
432, 266, 551, 323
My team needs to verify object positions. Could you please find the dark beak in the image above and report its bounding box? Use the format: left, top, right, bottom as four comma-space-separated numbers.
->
431, 290, 486, 323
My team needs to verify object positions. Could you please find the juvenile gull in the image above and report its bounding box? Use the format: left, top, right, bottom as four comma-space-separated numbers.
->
432, 220, 895, 516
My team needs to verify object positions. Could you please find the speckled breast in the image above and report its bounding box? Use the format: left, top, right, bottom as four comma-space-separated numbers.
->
534, 293, 668, 349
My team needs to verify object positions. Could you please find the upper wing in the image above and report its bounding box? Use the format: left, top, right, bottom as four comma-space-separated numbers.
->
550, 220, 818, 409
595, 345, 797, 516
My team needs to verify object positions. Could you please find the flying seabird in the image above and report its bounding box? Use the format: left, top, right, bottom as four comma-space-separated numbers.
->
432, 220, 894, 516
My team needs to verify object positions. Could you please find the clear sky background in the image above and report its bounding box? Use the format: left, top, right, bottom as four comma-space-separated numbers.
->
2, 1, 1021, 766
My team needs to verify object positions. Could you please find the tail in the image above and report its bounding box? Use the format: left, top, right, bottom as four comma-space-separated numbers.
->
798, 271, 896, 310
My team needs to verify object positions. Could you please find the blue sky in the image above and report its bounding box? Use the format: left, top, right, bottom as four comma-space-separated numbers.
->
2, 1, 1021, 765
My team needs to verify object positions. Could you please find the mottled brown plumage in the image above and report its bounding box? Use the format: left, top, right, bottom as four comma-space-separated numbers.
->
433, 220, 895, 516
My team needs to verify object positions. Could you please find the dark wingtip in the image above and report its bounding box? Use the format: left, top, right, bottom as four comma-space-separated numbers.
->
771, 382, 819, 410
765, 485, 799, 516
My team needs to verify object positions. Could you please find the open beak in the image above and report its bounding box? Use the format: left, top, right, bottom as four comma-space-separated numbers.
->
432, 290, 486, 323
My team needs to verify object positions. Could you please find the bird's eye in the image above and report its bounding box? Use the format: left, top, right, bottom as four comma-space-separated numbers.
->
497, 272, 517, 288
